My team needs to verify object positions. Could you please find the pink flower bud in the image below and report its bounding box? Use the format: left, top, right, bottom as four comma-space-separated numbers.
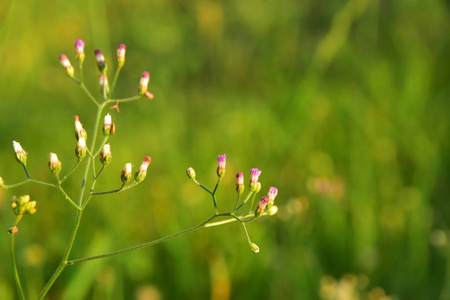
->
236, 172, 244, 195
74, 115, 87, 140
249, 168, 262, 192
49, 152, 62, 175
121, 163, 132, 185
216, 154, 226, 179
186, 167, 196, 180
60, 54, 74, 77
13, 141, 27, 165
267, 187, 278, 209
95, 49, 107, 73
8, 226, 19, 234
99, 144, 112, 166
138, 72, 150, 95
135, 156, 151, 182
255, 196, 269, 217
74, 39, 85, 63
117, 44, 126, 68
75, 137, 87, 160
103, 113, 115, 136
99, 74, 110, 96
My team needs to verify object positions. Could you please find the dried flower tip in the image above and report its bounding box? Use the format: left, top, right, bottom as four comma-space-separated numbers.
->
267, 205, 278, 216
49, 152, 62, 175
255, 196, 269, 217
250, 243, 260, 254
267, 187, 278, 209
74, 39, 85, 63
94, 49, 107, 73
144, 91, 154, 99
236, 172, 244, 195
121, 163, 132, 185
117, 44, 126, 68
8, 226, 19, 234
216, 154, 226, 179
60, 54, 74, 77
186, 167, 196, 180
99, 74, 110, 97
249, 168, 262, 192
99, 144, 112, 166
103, 113, 115, 136
74, 115, 87, 140
135, 156, 151, 182
75, 137, 87, 160
13, 141, 27, 165
138, 72, 150, 95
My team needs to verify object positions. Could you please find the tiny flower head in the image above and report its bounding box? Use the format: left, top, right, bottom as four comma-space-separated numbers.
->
13, 141, 27, 165
48, 152, 62, 175
11, 195, 36, 216
103, 113, 115, 136
95, 49, 107, 73
117, 44, 126, 68
75, 137, 87, 160
250, 243, 260, 254
99, 144, 112, 166
249, 168, 262, 192
236, 172, 244, 195
60, 54, 74, 77
74, 115, 87, 140
216, 154, 226, 179
74, 39, 85, 63
99, 74, 110, 96
135, 156, 151, 182
255, 196, 269, 217
121, 163, 132, 185
138, 72, 150, 95
267, 187, 278, 209
8, 226, 19, 234
186, 167, 196, 180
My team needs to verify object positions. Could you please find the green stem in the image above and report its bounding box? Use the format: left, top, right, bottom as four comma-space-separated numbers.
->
60, 160, 81, 183
10, 217, 25, 300
57, 186, 81, 211
235, 191, 254, 212
2, 179, 30, 189
109, 95, 141, 103
110, 66, 122, 96
79, 83, 99, 106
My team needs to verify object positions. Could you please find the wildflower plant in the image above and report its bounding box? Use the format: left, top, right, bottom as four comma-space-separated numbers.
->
1, 40, 279, 299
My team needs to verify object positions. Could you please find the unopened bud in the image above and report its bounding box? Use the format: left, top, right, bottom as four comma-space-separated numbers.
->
11, 195, 36, 216
60, 54, 74, 77
99, 74, 110, 96
255, 196, 269, 217
236, 172, 244, 195
117, 44, 126, 68
74, 115, 87, 140
186, 167, 196, 180
74, 39, 85, 64
254, 182, 261, 194
267, 205, 278, 216
135, 156, 151, 182
121, 163, 132, 185
138, 72, 150, 95
49, 153, 62, 175
103, 113, 115, 136
95, 49, 107, 73
8, 226, 19, 234
249, 168, 262, 192
75, 137, 87, 160
267, 187, 278, 209
216, 154, 226, 179
13, 141, 27, 165
99, 144, 112, 166
250, 243, 260, 254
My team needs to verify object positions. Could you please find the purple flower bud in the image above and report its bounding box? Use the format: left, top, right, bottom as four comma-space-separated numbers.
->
255, 196, 269, 217
99, 144, 112, 166
60, 54, 74, 77
117, 44, 126, 68
236, 172, 244, 195
13, 141, 27, 165
94, 49, 107, 73
138, 72, 150, 95
249, 168, 261, 192
49, 152, 62, 175
74, 39, 85, 63
216, 154, 226, 179
267, 187, 278, 209
135, 156, 152, 182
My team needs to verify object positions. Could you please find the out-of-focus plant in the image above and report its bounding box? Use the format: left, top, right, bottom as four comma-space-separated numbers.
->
1, 40, 279, 299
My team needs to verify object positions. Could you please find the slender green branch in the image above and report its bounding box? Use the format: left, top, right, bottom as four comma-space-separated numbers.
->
60, 160, 81, 183
10, 217, 25, 300
90, 181, 139, 196
2, 179, 31, 189
93, 136, 109, 158
79, 83, 99, 106
57, 186, 81, 211
235, 191, 254, 212
241, 222, 252, 245
108, 95, 141, 103
110, 65, 122, 96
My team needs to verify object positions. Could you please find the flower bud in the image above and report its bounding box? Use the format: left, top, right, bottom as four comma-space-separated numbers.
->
74, 115, 87, 140
117, 44, 126, 68
255, 196, 269, 217
13, 141, 27, 165
135, 156, 151, 182
8, 226, 19, 234
254, 182, 261, 194
11, 195, 36, 216
75, 137, 87, 160
121, 163, 132, 185
99, 74, 110, 97
103, 113, 115, 136
95, 49, 107, 73
138, 72, 150, 95
99, 144, 112, 166
216, 154, 226, 179
267, 187, 278, 209
49, 152, 62, 175
186, 167, 196, 180
236, 172, 244, 195
74, 39, 85, 64
60, 54, 74, 77
250, 243, 260, 254
144, 91, 154, 99
249, 168, 262, 192
0, 176, 4, 187
267, 205, 278, 216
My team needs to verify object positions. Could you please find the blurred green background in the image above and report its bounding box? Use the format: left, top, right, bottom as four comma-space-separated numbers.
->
1, 0, 450, 299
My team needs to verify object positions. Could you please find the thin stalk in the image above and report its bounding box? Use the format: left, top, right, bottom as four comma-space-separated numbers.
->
2, 179, 30, 189
235, 191, 254, 212
10, 216, 25, 300
57, 186, 80, 211
110, 66, 122, 96
60, 160, 81, 183
21, 165, 58, 188
79, 83, 99, 106
108, 95, 141, 103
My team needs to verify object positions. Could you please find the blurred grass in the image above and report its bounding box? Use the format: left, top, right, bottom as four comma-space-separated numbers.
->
1, 0, 450, 299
